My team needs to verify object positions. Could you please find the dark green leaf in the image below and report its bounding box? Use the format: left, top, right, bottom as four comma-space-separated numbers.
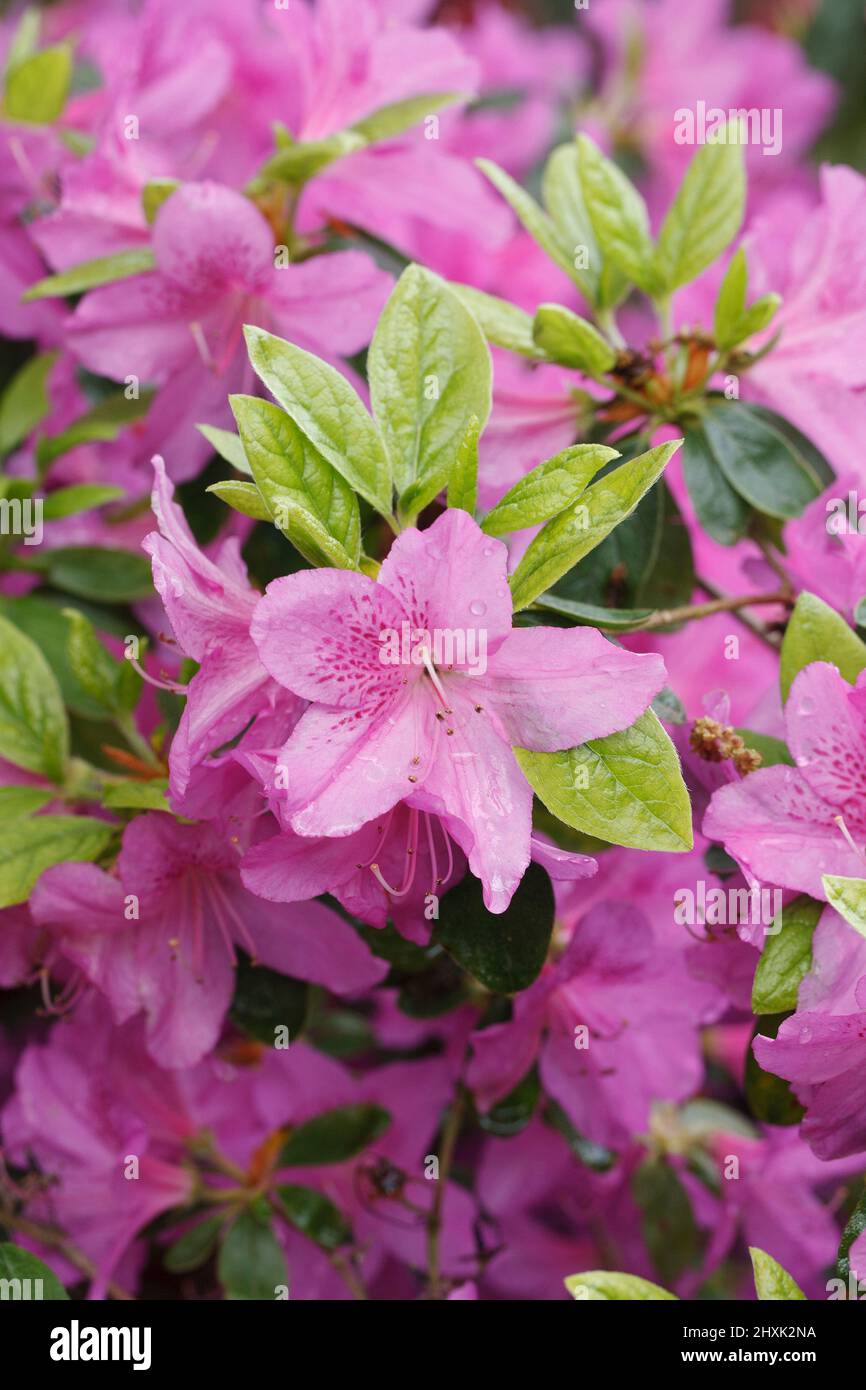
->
434, 861, 554, 993
279, 1103, 391, 1167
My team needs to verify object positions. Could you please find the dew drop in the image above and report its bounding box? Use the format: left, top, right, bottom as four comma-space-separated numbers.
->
798, 1024, 813, 1044
469, 599, 487, 616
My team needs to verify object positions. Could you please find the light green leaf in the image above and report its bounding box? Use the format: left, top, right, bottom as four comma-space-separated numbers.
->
24, 547, 154, 602
256, 131, 366, 185
0, 613, 68, 782
749, 1248, 806, 1301
4, 45, 71, 124
0, 351, 58, 454
446, 414, 480, 516
565, 1271, 677, 1301
509, 441, 681, 611
0, 814, 114, 908
477, 157, 576, 281
516, 708, 693, 853
732, 293, 781, 344
23, 248, 156, 301
5, 10, 41, 73
780, 592, 866, 701
243, 326, 393, 522
532, 304, 616, 375
102, 780, 170, 813
230, 394, 361, 568
351, 91, 465, 144
41, 485, 123, 520
0, 1243, 69, 1299
207, 479, 273, 521
0, 785, 53, 818
368, 265, 491, 518
63, 607, 127, 715
822, 875, 866, 940
196, 423, 251, 475
714, 248, 748, 349
481, 443, 615, 537
576, 135, 661, 295
752, 895, 820, 1014
656, 130, 745, 290
449, 284, 542, 358
141, 179, 179, 223
542, 142, 621, 307
36, 390, 154, 467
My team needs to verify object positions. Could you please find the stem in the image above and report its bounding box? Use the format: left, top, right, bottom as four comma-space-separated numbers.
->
426, 1087, 466, 1301
0, 1210, 134, 1300
640, 588, 793, 631
113, 714, 161, 768
596, 308, 625, 349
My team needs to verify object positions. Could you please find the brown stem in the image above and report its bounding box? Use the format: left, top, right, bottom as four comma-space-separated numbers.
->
426, 1087, 466, 1301
641, 588, 793, 632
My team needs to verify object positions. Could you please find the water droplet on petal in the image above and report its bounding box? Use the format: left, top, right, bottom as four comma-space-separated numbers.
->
798, 1025, 813, 1044
469, 600, 486, 616
798, 696, 816, 715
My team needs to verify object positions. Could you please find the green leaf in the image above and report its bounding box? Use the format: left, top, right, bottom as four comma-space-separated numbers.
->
26, 547, 154, 602
0, 814, 114, 908
516, 708, 693, 853
576, 135, 661, 295
0, 1243, 69, 1299
196, 423, 251, 475
542, 142, 626, 309
656, 130, 745, 290
63, 607, 131, 715
702, 401, 823, 520
477, 157, 577, 282
478, 1067, 540, 1138
752, 895, 820, 1014
256, 131, 366, 184
745, 1014, 804, 1125
0, 612, 68, 781
229, 953, 309, 1046
745, 406, 834, 488
681, 421, 750, 545
446, 414, 480, 516
529, 596, 653, 629
780, 591, 866, 701
243, 326, 393, 521
434, 861, 554, 994
632, 1157, 703, 1283
0, 351, 58, 454
141, 179, 179, 223
0, 784, 53, 817
207, 479, 273, 521
714, 248, 748, 350
368, 265, 491, 518
481, 443, 615, 538
822, 875, 866, 940
734, 293, 781, 343
5, 10, 41, 72
41, 484, 124, 520
218, 1208, 287, 1301
279, 1103, 391, 1167
509, 441, 681, 611
0, 595, 122, 720
749, 1247, 806, 1301
4, 45, 71, 124
449, 283, 542, 358
102, 780, 169, 813
231, 394, 361, 567
22, 248, 156, 301
836, 1187, 866, 1283
36, 390, 154, 468
276, 1185, 352, 1251
164, 1215, 223, 1273
351, 91, 465, 144
531, 304, 616, 375
564, 1270, 677, 1301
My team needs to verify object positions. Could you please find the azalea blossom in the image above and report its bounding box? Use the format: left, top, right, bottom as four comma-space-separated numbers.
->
250, 507, 666, 912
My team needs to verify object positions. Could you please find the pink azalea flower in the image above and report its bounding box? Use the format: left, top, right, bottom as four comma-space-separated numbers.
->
783, 473, 866, 625
753, 906, 866, 1160
467, 899, 716, 1148
30, 812, 386, 1069
142, 455, 289, 800
62, 181, 390, 478
250, 507, 666, 912
704, 661, 866, 900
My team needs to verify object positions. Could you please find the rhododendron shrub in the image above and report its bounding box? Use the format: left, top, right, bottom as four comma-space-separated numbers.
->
0, 0, 864, 1315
